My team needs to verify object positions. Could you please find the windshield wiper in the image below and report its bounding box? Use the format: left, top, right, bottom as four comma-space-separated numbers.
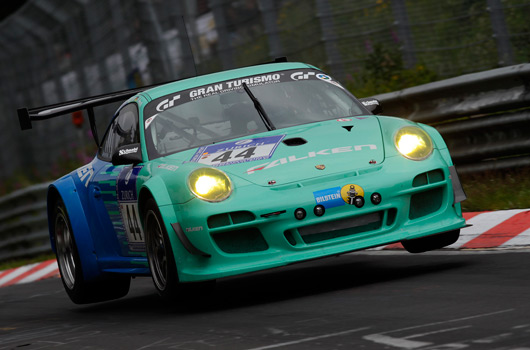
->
242, 83, 275, 131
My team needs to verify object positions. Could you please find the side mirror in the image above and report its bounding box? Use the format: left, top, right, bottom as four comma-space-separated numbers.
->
112, 143, 143, 166
359, 98, 383, 115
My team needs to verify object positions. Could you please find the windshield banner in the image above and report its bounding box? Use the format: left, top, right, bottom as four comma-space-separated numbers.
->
144, 69, 343, 122
188, 135, 286, 166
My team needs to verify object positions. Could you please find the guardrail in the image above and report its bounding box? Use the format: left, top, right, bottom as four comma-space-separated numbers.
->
1, 64, 529, 263
0, 183, 52, 262
373, 63, 530, 174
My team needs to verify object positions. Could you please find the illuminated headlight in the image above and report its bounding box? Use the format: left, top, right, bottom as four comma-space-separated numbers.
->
394, 126, 433, 160
188, 168, 232, 202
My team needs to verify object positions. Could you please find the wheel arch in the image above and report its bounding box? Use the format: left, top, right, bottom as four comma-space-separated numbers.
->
47, 176, 101, 282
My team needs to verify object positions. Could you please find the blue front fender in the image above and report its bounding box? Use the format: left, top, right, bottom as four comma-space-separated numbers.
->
48, 176, 102, 282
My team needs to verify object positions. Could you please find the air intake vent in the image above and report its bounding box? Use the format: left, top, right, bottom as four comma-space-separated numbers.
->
283, 137, 307, 146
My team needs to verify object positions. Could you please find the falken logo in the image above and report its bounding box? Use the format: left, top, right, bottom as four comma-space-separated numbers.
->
119, 147, 138, 156
290, 71, 316, 81
246, 145, 377, 174
156, 95, 180, 112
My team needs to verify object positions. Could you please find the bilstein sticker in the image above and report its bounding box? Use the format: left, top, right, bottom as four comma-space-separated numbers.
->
313, 187, 345, 209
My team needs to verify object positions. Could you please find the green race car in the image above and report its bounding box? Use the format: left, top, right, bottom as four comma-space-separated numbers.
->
19, 61, 466, 304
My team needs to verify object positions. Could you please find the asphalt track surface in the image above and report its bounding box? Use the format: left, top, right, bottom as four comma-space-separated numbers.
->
1, 250, 530, 350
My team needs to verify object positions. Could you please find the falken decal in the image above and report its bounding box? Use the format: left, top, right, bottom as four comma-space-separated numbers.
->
188, 135, 286, 166
116, 166, 145, 250
77, 162, 95, 187
246, 144, 377, 174
313, 187, 345, 209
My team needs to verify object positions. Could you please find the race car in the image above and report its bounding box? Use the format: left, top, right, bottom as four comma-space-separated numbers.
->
18, 61, 466, 304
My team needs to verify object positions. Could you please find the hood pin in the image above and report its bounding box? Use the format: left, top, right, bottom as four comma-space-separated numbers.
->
315, 164, 326, 170
268, 180, 276, 185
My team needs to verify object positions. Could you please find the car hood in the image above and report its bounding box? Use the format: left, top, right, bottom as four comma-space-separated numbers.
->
218, 117, 385, 186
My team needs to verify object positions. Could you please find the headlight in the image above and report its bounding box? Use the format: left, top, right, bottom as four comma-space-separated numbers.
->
394, 126, 433, 160
187, 167, 232, 202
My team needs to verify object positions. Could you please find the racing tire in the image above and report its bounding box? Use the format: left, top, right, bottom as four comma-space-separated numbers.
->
144, 198, 216, 302
401, 229, 460, 254
53, 199, 131, 304
144, 198, 181, 300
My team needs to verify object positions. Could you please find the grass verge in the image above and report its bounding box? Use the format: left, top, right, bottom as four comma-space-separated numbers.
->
0, 253, 56, 272
460, 166, 530, 212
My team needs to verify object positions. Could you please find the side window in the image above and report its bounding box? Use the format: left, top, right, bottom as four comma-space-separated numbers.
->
100, 103, 140, 160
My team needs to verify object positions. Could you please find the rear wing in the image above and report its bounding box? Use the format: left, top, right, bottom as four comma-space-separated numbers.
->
17, 57, 292, 147
17, 86, 150, 148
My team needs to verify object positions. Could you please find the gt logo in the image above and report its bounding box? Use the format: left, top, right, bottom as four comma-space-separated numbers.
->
156, 95, 180, 112
290, 71, 316, 81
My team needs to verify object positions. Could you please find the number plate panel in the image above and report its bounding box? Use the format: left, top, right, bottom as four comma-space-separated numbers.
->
188, 135, 285, 166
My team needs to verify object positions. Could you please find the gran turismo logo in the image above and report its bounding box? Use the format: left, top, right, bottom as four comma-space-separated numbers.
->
156, 95, 180, 112
290, 71, 316, 81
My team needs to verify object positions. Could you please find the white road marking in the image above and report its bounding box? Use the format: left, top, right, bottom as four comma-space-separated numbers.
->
0, 263, 39, 286
17, 261, 58, 284
363, 334, 431, 349
243, 327, 370, 350
363, 309, 514, 349
450, 210, 526, 248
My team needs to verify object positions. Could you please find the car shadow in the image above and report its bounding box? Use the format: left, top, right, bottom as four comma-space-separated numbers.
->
75, 252, 473, 315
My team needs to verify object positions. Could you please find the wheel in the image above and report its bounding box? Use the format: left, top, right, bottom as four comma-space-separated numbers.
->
144, 198, 180, 300
402, 229, 460, 254
144, 198, 216, 302
53, 199, 130, 304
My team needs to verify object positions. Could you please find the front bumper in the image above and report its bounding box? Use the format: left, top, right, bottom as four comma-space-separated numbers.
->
161, 152, 466, 282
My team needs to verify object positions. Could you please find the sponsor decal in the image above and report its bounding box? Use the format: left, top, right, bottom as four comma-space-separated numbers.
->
246, 144, 377, 174
134, 96, 143, 106
290, 71, 316, 81
340, 184, 365, 205
157, 164, 179, 171
185, 226, 204, 233
337, 118, 352, 122
313, 187, 345, 209
156, 95, 181, 112
189, 74, 281, 101
117, 166, 145, 245
144, 69, 330, 120
144, 114, 157, 129
119, 147, 139, 156
77, 162, 95, 187
361, 99, 379, 106
188, 135, 286, 166
316, 73, 332, 81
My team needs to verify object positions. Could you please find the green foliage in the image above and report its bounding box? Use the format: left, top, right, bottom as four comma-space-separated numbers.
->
460, 166, 530, 211
276, 0, 327, 69
0, 144, 95, 197
0, 253, 56, 271
344, 44, 438, 97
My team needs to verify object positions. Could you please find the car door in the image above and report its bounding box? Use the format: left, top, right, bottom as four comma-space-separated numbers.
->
87, 103, 146, 258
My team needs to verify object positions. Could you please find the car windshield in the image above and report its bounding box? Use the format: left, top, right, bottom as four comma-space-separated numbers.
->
143, 68, 366, 159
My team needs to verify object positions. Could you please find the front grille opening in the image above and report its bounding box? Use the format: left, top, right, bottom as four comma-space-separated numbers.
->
284, 231, 297, 246
428, 169, 444, 183
212, 228, 268, 254
231, 211, 256, 224
207, 211, 255, 229
208, 214, 231, 229
413, 169, 445, 187
386, 208, 397, 226
409, 187, 444, 220
299, 212, 383, 244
